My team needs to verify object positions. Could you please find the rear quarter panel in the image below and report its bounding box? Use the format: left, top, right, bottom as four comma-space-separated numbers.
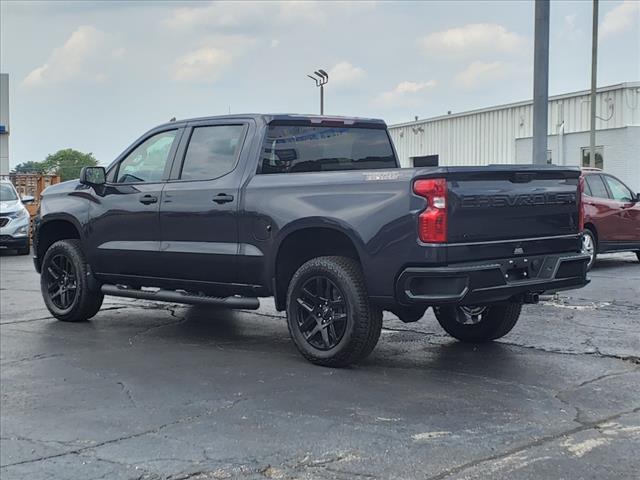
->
241, 169, 437, 298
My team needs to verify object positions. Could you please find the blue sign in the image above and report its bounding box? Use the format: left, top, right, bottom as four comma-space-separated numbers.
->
0, 125, 6, 134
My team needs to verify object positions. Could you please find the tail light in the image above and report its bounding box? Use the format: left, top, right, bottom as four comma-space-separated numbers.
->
414, 178, 447, 243
578, 176, 585, 232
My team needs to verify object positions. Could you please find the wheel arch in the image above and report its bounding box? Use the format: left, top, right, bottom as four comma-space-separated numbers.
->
271, 219, 365, 311
35, 215, 83, 269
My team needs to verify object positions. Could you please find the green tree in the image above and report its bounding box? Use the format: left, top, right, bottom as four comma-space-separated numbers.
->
42, 149, 98, 181
13, 161, 46, 174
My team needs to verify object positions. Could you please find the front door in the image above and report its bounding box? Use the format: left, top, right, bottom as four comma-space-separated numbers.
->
602, 174, 640, 242
159, 122, 249, 287
86, 128, 181, 279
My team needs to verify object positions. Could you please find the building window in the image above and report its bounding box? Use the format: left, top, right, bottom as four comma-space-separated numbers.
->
412, 154, 439, 167
581, 146, 604, 169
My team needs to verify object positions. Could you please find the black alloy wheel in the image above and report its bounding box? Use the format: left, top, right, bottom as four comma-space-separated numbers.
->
44, 253, 78, 310
286, 256, 382, 367
294, 276, 348, 351
40, 239, 104, 322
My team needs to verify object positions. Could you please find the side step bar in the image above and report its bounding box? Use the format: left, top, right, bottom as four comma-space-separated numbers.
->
101, 284, 260, 310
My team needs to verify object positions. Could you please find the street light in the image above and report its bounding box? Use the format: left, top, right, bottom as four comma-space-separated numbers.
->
307, 69, 329, 115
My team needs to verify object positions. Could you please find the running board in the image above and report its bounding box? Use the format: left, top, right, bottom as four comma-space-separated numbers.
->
100, 284, 260, 310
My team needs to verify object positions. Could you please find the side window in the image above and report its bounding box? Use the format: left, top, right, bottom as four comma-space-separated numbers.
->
116, 130, 178, 183
180, 125, 245, 180
584, 175, 609, 199
603, 175, 634, 202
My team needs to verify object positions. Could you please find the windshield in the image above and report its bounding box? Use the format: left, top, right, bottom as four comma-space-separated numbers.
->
0, 183, 18, 201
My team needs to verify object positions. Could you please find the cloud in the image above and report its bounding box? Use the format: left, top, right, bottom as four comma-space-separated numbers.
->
454, 61, 506, 89
172, 47, 233, 82
420, 23, 528, 58
600, 0, 640, 39
165, 1, 327, 30
328, 61, 366, 88
375, 80, 437, 106
23, 26, 120, 87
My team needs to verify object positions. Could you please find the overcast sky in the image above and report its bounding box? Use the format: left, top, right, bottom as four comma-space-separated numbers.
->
1, 0, 639, 167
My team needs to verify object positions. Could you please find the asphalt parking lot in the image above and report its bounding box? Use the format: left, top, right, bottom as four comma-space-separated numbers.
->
1, 251, 638, 480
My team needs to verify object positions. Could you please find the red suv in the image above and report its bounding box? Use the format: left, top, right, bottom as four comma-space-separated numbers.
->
581, 168, 640, 269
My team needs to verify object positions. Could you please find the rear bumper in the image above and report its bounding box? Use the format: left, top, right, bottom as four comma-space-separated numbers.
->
396, 251, 589, 306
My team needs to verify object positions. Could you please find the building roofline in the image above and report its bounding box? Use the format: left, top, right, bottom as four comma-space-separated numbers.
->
390, 81, 640, 128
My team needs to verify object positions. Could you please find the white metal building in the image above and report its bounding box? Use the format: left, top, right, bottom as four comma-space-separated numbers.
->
0, 73, 9, 178
389, 82, 640, 191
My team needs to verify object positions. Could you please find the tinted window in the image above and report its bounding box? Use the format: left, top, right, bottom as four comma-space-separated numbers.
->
260, 126, 396, 174
603, 175, 633, 202
117, 130, 178, 183
584, 175, 609, 199
0, 183, 18, 201
181, 125, 245, 180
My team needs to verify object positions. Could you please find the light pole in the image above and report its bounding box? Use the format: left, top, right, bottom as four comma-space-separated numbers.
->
589, 0, 599, 168
532, 0, 550, 164
307, 69, 329, 115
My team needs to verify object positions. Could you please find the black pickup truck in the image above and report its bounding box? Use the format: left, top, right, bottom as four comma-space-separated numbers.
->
33, 114, 589, 366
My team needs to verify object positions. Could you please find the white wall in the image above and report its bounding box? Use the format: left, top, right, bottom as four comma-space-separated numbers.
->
389, 83, 640, 169
515, 126, 640, 192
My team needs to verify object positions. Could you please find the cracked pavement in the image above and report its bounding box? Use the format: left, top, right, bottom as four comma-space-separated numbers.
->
1, 251, 639, 479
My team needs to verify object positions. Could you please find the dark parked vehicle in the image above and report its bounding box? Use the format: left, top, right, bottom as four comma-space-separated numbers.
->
581, 168, 640, 269
33, 115, 589, 366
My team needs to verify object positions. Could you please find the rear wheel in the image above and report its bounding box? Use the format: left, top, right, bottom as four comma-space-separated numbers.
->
286, 256, 382, 367
582, 229, 597, 271
434, 303, 522, 342
41, 239, 103, 322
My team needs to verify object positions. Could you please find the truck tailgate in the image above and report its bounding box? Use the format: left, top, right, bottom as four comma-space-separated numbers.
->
435, 166, 581, 243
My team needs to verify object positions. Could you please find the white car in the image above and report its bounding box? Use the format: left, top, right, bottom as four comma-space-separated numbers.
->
0, 179, 34, 255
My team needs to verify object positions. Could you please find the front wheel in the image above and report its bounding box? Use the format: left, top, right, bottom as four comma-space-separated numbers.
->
286, 256, 382, 367
434, 303, 522, 342
40, 239, 103, 322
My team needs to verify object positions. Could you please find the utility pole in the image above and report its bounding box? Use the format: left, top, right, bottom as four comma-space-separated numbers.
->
307, 70, 329, 115
589, 0, 599, 168
532, 0, 550, 164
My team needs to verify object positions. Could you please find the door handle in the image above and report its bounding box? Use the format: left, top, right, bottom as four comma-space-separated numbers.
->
213, 193, 234, 204
139, 194, 158, 205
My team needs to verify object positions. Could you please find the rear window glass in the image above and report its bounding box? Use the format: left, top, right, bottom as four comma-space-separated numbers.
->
260, 125, 397, 174
584, 175, 609, 199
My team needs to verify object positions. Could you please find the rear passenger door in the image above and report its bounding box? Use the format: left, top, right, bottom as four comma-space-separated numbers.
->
159, 121, 249, 286
583, 174, 622, 244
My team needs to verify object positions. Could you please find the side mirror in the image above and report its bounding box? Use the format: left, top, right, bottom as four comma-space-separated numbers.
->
21, 195, 35, 204
636, 193, 640, 202
80, 166, 106, 186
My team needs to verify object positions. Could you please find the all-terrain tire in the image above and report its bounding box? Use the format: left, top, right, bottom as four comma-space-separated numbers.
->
434, 303, 522, 342
286, 256, 382, 367
40, 239, 104, 322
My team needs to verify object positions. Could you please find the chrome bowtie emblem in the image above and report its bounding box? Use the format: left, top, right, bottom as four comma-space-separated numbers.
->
514, 247, 524, 255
